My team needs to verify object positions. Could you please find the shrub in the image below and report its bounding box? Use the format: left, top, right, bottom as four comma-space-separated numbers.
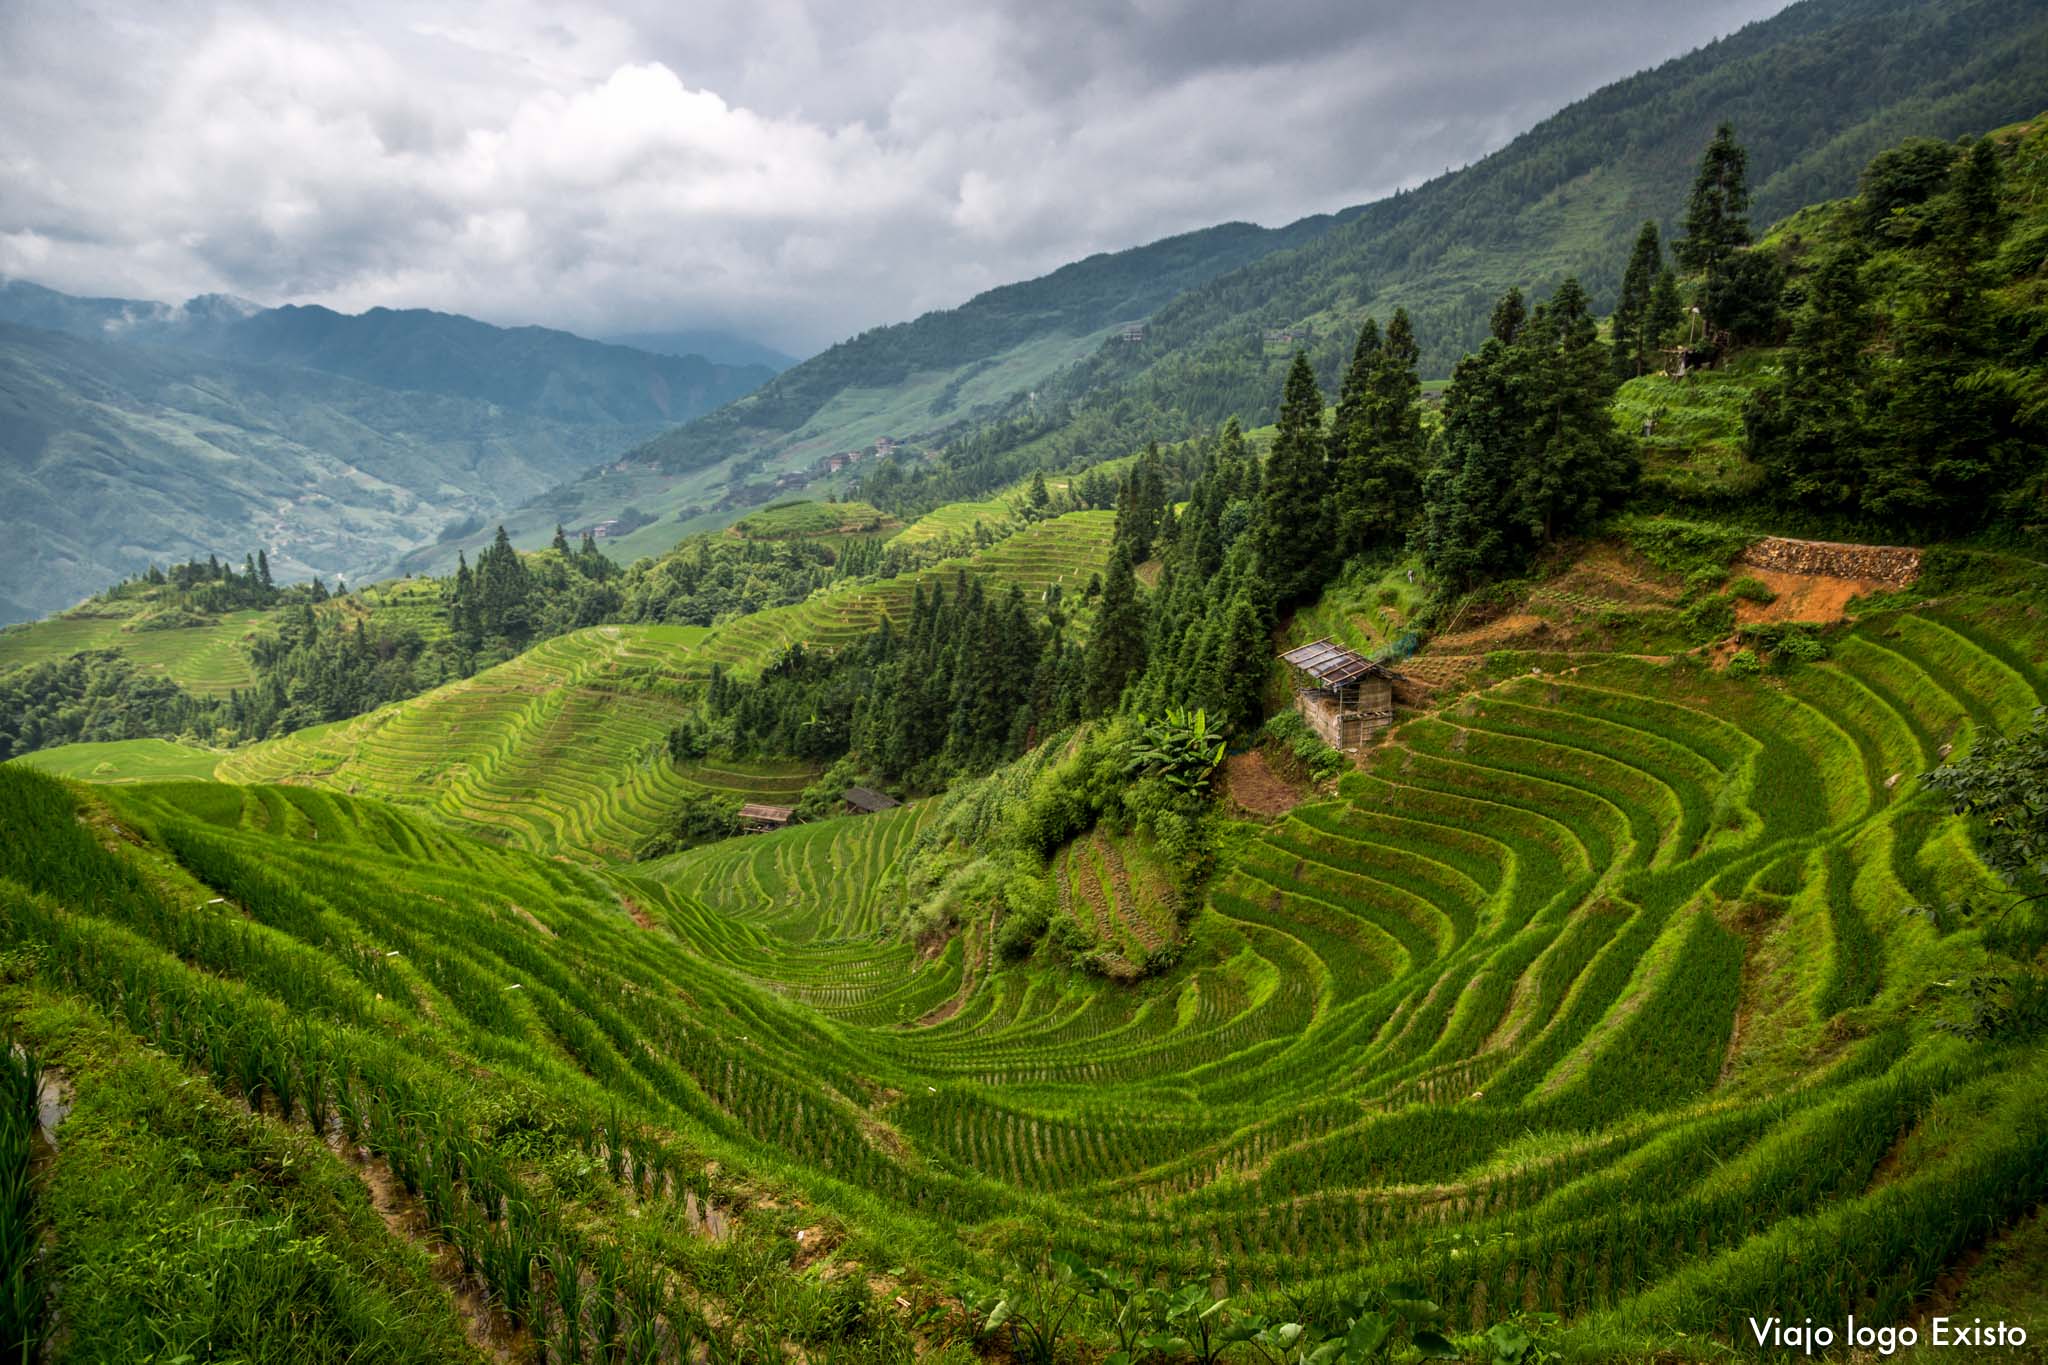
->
1682, 593, 1736, 642
1616, 515, 1752, 578
634, 791, 740, 858
1259, 711, 1345, 783
1726, 648, 1763, 678
1728, 575, 1778, 604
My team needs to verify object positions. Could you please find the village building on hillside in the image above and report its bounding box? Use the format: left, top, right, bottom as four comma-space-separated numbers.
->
739, 803, 795, 833
842, 787, 900, 815
1278, 639, 1402, 752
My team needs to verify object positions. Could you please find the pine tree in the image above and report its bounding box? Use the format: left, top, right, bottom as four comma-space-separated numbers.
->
1254, 352, 1331, 603
256, 549, 273, 591
1355, 309, 1426, 548
1328, 319, 1382, 558
1028, 470, 1050, 514
1519, 279, 1636, 544
1420, 283, 1634, 588
1490, 288, 1527, 344
1646, 269, 1684, 365
1205, 591, 1271, 740
1613, 221, 1663, 379
1083, 546, 1147, 715
1678, 123, 1754, 338
1744, 246, 1871, 511
552, 523, 571, 555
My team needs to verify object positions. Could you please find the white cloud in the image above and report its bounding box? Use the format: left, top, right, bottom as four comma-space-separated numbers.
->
0, 0, 1791, 353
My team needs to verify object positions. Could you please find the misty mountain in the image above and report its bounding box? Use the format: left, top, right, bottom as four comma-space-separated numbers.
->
603, 330, 801, 374
0, 284, 781, 622
490, 0, 2046, 565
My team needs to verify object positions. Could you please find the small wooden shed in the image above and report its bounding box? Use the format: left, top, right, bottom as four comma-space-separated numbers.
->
739, 802, 795, 834
1278, 639, 1401, 752
842, 787, 900, 815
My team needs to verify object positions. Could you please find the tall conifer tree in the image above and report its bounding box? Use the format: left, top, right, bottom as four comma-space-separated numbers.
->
1255, 352, 1331, 603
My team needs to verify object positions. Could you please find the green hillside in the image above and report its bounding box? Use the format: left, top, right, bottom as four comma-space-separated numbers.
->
7, 556, 2046, 1359
415, 218, 1355, 575
12, 738, 223, 783
454, 0, 2048, 572
0, 285, 775, 625
212, 511, 1115, 857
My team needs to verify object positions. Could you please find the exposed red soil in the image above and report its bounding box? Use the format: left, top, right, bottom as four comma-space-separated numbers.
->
1734, 567, 1894, 625
1223, 750, 1304, 817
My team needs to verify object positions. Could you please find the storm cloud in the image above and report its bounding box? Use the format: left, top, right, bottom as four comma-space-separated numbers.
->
0, 0, 1790, 354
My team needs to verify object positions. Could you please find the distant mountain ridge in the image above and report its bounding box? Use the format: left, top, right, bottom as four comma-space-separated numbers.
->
0, 281, 773, 426
603, 329, 801, 374
411, 212, 1361, 574
483, 0, 2048, 572
0, 283, 779, 623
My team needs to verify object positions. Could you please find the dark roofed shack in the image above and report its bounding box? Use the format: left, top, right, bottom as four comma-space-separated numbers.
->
842, 787, 901, 815
1278, 639, 1402, 752
739, 803, 796, 833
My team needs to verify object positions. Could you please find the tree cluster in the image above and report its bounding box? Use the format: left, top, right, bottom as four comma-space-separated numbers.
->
1745, 135, 2038, 531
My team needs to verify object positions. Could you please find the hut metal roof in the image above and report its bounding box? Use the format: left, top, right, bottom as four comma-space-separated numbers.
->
739, 803, 795, 823
1278, 638, 1402, 686
843, 787, 900, 812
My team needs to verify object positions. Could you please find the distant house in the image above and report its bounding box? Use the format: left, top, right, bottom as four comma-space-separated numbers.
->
738, 803, 795, 833
585, 518, 623, 539
842, 787, 900, 815
1121, 322, 1147, 343
874, 436, 898, 457
824, 452, 852, 473
1278, 639, 1402, 752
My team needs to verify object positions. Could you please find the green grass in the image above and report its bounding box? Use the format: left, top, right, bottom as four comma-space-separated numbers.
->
11, 739, 223, 784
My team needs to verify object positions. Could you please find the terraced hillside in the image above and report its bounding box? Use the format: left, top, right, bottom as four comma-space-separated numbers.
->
213, 514, 1111, 856
13, 738, 223, 784
0, 608, 267, 695
6, 562, 2047, 1357
636, 573, 2048, 1350
0, 576, 451, 696
216, 626, 728, 859
690, 509, 1114, 672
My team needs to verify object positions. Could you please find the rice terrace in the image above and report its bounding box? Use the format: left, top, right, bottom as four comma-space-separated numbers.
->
3, 2, 2048, 1362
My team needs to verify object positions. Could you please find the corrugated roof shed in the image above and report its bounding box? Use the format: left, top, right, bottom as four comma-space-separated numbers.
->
1278, 638, 1402, 686
738, 803, 795, 825
843, 787, 900, 813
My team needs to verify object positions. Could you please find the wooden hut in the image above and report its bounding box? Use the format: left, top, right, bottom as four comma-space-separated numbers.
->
842, 787, 900, 815
1278, 639, 1401, 752
738, 803, 795, 834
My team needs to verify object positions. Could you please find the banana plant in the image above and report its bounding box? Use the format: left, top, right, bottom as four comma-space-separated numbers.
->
1126, 707, 1228, 793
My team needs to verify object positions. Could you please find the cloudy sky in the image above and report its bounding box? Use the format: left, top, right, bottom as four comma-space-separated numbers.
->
0, 0, 1790, 355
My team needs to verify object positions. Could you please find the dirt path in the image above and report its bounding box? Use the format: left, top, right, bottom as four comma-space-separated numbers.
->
327, 1133, 529, 1364
1223, 751, 1303, 817
1099, 838, 1164, 952
915, 910, 992, 1026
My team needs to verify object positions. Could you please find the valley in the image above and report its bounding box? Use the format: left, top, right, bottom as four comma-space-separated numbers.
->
2, 8, 2047, 1361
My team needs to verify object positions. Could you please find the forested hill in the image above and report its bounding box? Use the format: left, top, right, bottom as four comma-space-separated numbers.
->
0, 281, 774, 427
633, 216, 1357, 474
1033, 0, 2048, 429
491, 0, 2048, 565
406, 213, 1358, 576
